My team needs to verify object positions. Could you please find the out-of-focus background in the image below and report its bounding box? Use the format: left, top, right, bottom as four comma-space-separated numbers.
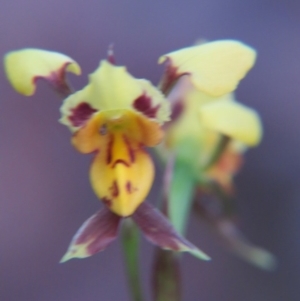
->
1, 1, 299, 300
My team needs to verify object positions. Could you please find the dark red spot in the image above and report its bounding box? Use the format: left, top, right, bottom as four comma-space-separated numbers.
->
106, 135, 114, 164
133, 94, 160, 118
123, 135, 135, 163
112, 159, 130, 168
126, 181, 132, 193
102, 197, 112, 208
69, 102, 97, 127
126, 181, 137, 194
110, 181, 119, 198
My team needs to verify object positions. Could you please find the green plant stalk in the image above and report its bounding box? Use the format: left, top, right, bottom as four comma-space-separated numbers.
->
121, 219, 144, 301
152, 249, 181, 301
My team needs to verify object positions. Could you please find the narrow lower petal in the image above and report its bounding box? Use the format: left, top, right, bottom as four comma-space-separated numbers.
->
60, 207, 121, 262
216, 220, 277, 270
200, 100, 262, 146
4, 48, 81, 96
193, 199, 276, 270
132, 203, 210, 260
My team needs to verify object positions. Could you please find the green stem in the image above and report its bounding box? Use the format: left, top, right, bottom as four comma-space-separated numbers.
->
121, 219, 144, 301
152, 249, 181, 301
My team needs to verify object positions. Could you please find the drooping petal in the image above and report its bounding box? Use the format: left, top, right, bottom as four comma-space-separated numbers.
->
60, 207, 121, 262
60, 60, 170, 131
195, 198, 276, 270
215, 219, 277, 270
133, 203, 210, 260
90, 130, 155, 217
4, 48, 81, 96
159, 40, 256, 97
200, 99, 262, 146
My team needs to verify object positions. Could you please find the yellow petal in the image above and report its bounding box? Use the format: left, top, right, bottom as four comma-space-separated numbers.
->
200, 99, 262, 146
4, 48, 81, 96
71, 110, 164, 154
159, 40, 256, 97
90, 131, 154, 217
60, 60, 169, 131
71, 112, 104, 154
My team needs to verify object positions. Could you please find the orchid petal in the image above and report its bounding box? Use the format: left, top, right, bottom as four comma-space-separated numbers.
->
159, 40, 256, 96
200, 99, 262, 146
133, 203, 210, 260
215, 219, 277, 270
70, 110, 164, 154
60, 207, 121, 262
90, 131, 155, 217
4, 48, 81, 96
60, 60, 170, 131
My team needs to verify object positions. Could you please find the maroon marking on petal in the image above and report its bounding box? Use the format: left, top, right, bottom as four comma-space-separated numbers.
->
106, 135, 114, 165
69, 102, 98, 127
110, 180, 119, 198
159, 58, 181, 95
102, 197, 113, 208
126, 181, 132, 193
112, 159, 130, 168
70, 207, 121, 256
133, 94, 160, 119
34, 62, 73, 97
133, 203, 198, 252
125, 181, 137, 194
123, 135, 135, 163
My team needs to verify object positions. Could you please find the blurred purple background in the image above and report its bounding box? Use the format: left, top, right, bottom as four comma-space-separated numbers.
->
1, 0, 300, 300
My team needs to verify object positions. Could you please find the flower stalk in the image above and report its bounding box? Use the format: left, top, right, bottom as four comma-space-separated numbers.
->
121, 219, 144, 301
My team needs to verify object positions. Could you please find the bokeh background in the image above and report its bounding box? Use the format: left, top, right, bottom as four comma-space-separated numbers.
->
1, 0, 299, 300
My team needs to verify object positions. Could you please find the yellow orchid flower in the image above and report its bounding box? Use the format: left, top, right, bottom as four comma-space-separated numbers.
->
157, 42, 275, 270
158, 40, 261, 189
4, 47, 210, 262
60, 60, 170, 217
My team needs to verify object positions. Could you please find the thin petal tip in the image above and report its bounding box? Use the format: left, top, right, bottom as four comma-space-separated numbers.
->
59, 252, 73, 263
181, 245, 211, 261
59, 245, 89, 263
246, 248, 277, 271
